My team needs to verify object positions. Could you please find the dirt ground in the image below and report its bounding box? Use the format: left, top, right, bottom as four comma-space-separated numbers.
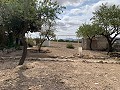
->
0, 41, 120, 90
27, 41, 108, 58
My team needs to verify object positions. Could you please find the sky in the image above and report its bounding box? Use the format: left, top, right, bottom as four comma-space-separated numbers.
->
53, 0, 120, 39
30, 0, 120, 39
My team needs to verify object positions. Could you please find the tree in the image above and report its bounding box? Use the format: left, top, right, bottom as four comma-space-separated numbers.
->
0, 1, 8, 48
35, 0, 64, 52
0, 26, 8, 49
37, 21, 56, 52
92, 4, 120, 53
1, 0, 65, 65
2, 0, 38, 65
76, 23, 100, 50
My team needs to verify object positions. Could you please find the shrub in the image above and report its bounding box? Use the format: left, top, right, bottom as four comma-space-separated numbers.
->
27, 38, 35, 47
58, 39, 65, 42
66, 43, 74, 49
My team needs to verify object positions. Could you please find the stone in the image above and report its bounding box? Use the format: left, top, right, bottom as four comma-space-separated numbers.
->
65, 57, 68, 59
59, 56, 64, 59
98, 61, 104, 64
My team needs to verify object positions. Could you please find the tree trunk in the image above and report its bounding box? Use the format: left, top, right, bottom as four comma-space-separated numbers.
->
89, 39, 93, 50
107, 40, 113, 54
38, 39, 45, 53
102, 35, 113, 54
16, 38, 19, 45
18, 36, 27, 65
38, 43, 42, 53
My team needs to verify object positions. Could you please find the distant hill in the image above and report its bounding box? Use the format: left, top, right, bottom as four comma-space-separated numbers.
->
64, 38, 77, 41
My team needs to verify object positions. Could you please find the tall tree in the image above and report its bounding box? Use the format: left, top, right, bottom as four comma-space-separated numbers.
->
35, 0, 64, 52
76, 23, 101, 50
1, 0, 65, 65
37, 21, 56, 52
92, 4, 120, 53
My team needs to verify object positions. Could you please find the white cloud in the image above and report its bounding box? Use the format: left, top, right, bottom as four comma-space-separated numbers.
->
92, 0, 120, 11
55, 14, 91, 36
52, 0, 86, 6
47, 0, 120, 38
31, 0, 120, 38
70, 5, 92, 15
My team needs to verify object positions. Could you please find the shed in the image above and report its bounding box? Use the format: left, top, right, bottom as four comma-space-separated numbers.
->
82, 36, 108, 50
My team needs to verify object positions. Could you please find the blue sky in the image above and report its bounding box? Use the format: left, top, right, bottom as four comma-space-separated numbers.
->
30, 0, 120, 39
52, 0, 120, 39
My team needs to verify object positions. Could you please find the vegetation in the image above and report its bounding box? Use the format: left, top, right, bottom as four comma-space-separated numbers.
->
27, 38, 35, 47
0, 0, 65, 65
92, 4, 120, 53
37, 22, 56, 52
55, 39, 78, 43
76, 23, 101, 50
66, 43, 75, 49
0, 0, 38, 65
77, 4, 120, 53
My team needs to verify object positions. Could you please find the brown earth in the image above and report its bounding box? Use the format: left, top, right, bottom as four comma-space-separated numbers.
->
0, 41, 120, 90
27, 41, 108, 59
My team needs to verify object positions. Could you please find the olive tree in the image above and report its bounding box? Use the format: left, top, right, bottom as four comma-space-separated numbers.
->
76, 23, 101, 50
92, 4, 120, 53
36, 0, 64, 52
37, 21, 56, 52
0, 0, 65, 65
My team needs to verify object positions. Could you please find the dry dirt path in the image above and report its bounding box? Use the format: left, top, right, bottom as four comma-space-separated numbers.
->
0, 41, 119, 90
0, 60, 120, 90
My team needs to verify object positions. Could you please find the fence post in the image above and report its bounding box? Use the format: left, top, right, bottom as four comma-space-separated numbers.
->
78, 47, 82, 57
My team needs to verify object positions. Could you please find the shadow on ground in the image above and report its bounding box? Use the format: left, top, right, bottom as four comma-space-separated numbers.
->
1, 65, 71, 90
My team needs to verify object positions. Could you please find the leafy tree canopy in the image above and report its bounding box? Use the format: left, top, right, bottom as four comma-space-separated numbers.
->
76, 23, 101, 38
0, 0, 65, 65
92, 4, 120, 37
92, 4, 120, 52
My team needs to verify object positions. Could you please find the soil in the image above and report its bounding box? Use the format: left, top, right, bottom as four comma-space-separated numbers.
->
0, 41, 120, 90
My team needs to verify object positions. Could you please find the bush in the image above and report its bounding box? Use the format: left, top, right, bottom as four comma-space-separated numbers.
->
58, 39, 65, 42
66, 43, 74, 49
27, 38, 35, 47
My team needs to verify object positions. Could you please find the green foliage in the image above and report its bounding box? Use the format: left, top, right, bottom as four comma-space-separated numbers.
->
0, 26, 7, 49
1, 0, 65, 36
34, 38, 40, 45
76, 23, 101, 39
0, 0, 65, 65
76, 23, 103, 50
0, 0, 65, 47
92, 4, 120, 37
37, 0, 65, 21
27, 38, 35, 47
40, 29, 56, 40
66, 43, 75, 49
92, 4, 120, 52
92, 4, 120, 32
58, 39, 65, 42
57, 39, 78, 43
0, 26, 15, 49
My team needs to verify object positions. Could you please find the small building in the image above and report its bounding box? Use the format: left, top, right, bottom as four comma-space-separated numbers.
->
82, 36, 108, 50
42, 40, 50, 47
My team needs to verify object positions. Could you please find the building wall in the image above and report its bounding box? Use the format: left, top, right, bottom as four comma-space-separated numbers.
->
82, 36, 108, 50
96, 36, 108, 50
42, 40, 50, 47
82, 38, 90, 50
